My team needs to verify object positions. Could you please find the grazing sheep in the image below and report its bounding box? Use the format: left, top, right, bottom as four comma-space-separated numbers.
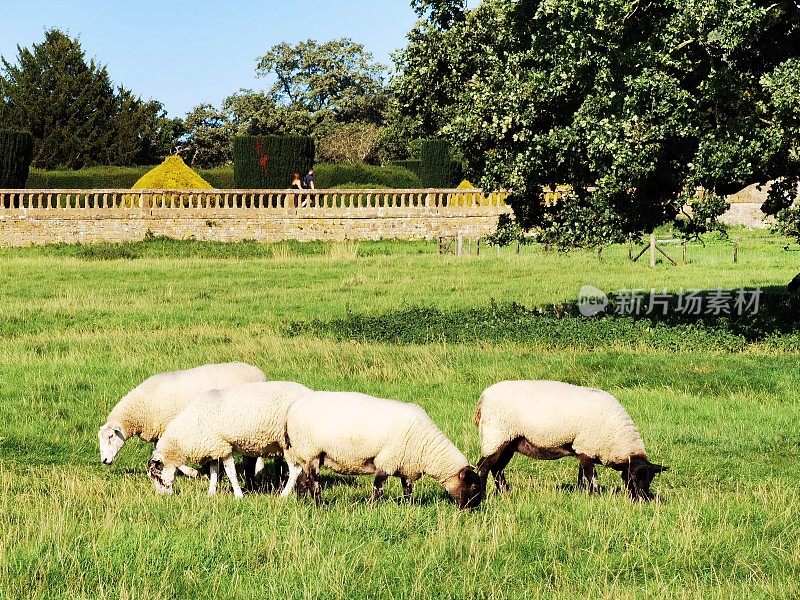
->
98, 362, 266, 474
283, 391, 483, 509
147, 381, 312, 498
475, 380, 667, 501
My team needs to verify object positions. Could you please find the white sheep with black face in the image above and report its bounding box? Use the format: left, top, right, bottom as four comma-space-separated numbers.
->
98, 362, 266, 477
283, 391, 484, 509
148, 381, 312, 498
475, 380, 667, 501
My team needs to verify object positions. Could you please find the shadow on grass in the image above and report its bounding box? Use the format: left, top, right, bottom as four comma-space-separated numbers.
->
287, 286, 800, 351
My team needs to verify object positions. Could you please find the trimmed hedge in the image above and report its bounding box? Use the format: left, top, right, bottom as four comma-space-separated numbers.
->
419, 139, 463, 187
24, 163, 420, 190
0, 130, 34, 188
29, 166, 150, 188
233, 135, 314, 189
201, 166, 235, 189
27, 166, 234, 189
388, 159, 422, 179
314, 163, 421, 189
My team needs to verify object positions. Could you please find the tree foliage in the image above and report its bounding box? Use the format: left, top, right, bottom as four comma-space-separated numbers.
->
395, 0, 800, 247
0, 29, 178, 169
176, 104, 231, 168
410, 0, 466, 28
178, 38, 392, 168
255, 38, 388, 138
317, 122, 381, 164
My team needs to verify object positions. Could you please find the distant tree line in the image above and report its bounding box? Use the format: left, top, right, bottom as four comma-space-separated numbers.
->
0, 30, 412, 172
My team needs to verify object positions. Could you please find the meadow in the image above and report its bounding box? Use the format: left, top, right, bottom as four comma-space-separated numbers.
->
0, 229, 798, 599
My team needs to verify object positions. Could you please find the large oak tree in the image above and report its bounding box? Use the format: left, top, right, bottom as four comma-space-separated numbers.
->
395, 0, 800, 247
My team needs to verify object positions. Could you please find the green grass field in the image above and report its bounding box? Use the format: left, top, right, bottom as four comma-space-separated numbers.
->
1, 230, 798, 599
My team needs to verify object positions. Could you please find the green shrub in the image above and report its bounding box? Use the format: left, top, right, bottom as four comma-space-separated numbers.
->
233, 136, 314, 189
485, 214, 534, 247
200, 166, 234, 189
27, 166, 150, 188
26, 166, 234, 189
388, 159, 422, 179
0, 130, 34, 188
419, 139, 462, 187
330, 183, 390, 190
313, 163, 421, 189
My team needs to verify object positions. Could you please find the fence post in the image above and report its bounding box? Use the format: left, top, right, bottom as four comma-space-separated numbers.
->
649, 233, 656, 268
477, 238, 481, 256
683, 240, 688, 264
457, 231, 463, 257
734, 237, 739, 263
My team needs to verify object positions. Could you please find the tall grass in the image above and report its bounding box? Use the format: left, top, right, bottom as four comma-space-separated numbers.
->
0, 230, 798, 598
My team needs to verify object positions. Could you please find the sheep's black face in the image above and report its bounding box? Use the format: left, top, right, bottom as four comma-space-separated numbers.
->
148, 458, 174, 495
453, 467, 484, 509
623, 457, 667, 502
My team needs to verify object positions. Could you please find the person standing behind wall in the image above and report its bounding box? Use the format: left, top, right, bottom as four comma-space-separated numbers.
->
303, 169, 315, 190
290, 171, 304, 208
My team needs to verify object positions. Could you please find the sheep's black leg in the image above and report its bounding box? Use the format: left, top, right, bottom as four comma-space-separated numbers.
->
478, 441, 517, 494
242, 456, 258, 491
399, 476, 413, 502
270, 456, 288, 493
308, 456, 323, 506
371, 471, 389, 502
577, 454, 599, 493
278, 456, 288, 487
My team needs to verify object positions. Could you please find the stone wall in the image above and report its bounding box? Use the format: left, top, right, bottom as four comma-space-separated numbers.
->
0, 205, 512, 246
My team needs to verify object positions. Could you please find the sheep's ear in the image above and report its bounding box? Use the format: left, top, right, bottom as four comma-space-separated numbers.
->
649, 462, 668, 474
113, 426, 125, 441
458, 466, 475, 481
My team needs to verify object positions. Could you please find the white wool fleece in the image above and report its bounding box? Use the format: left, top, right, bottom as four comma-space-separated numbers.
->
153, 381, 312, 468
478, 380, 646, 465
285, 391, 469, 483
106, 362, 267, 442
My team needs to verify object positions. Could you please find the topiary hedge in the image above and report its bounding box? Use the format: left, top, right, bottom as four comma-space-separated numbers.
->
0, 129, 34, 188
419, 139, 463, 188
233, 135, 314, 189
314, 163, 421, 189
131, 156, 213, 190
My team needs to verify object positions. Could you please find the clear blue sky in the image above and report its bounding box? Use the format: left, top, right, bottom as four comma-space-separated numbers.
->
0, 0, 461, 118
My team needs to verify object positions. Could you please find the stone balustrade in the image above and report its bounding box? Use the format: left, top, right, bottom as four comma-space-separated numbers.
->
0, 188, 512, 246
0, 188, 509, 210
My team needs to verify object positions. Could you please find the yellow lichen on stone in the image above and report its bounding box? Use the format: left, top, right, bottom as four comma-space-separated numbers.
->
132, 156, 213, 190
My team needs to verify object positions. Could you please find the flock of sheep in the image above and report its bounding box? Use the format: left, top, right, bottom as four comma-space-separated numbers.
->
98, 362, 667, 508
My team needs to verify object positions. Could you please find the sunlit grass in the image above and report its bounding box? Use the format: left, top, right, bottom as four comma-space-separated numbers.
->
0, 231, 798, 598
